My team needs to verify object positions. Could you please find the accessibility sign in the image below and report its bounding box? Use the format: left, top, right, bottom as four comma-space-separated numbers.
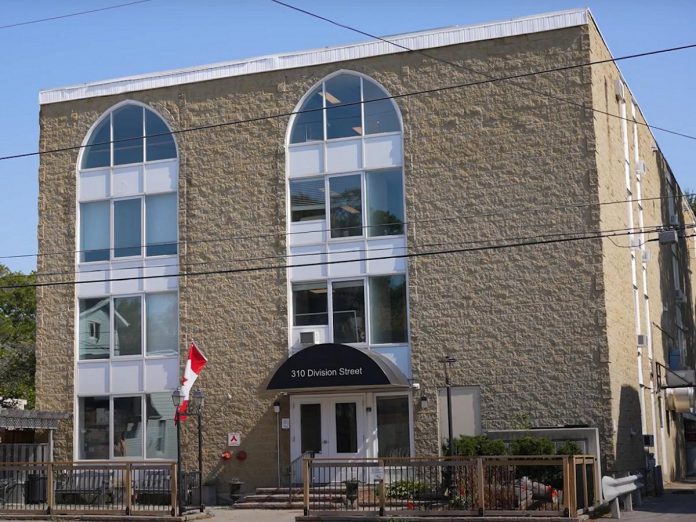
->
228, 432, 241, 447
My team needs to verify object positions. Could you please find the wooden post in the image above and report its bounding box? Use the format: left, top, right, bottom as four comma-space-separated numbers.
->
476, 457, 485, 515
582, 458, 589, 511
378, 459, 385, 517
170, 462, 178, 517
46, 462, 54, 515
303, 457, 310, 516
125, 463, 133, 515
561, 456, 571, 515
567, 457, 577, 516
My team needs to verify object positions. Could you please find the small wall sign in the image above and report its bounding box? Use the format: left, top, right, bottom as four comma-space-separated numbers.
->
228, 432, 241, 447
281, 418, 290, 430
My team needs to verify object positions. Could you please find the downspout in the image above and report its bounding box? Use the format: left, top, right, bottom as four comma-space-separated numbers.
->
617, 81, 648, 451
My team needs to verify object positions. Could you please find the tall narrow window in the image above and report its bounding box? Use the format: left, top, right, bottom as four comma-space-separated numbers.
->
79, 397, 110, 459
82, 119, 111, 169
363, 81, 400, 134
325, 75, 362, 139
113, 105, 144, 165
114, 199, 141, 257
79, 298, 111, 360
114, 296, 142, 356
80, 201, 110, 262
377, 396, 410, 457
330, 175, 362, 238
366, 169, 404, 236
290, 89, 324, 143
113, 397, 143, 458
146, 293, 178, 355
332, 280, 365, 343
145, 109, 177, 161
146, 193, 177, 256
369, 275, 408, 344
335, 402, 358, 453
146, 393, 176, 459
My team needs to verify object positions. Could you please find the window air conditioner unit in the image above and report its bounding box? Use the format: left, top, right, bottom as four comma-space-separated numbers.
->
675, 289, 687, 304
659, 230, 678, 245
669, 214, 680, 226
637, 334, 648, 347
299, 331, 316, 346
666, 369, 695, 387
614, 79, 625, 101
636, 160, 646, 178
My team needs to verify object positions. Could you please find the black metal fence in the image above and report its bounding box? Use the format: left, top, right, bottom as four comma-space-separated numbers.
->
302, 455, 599, 517
0, 461, 177, 516
0, 444, 48, 463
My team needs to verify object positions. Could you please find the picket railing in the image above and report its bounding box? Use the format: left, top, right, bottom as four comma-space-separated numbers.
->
0, 461, 177, 516
302, 455, 599, 517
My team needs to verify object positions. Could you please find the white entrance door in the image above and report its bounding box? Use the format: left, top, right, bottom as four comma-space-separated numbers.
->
291, 395, 366, 483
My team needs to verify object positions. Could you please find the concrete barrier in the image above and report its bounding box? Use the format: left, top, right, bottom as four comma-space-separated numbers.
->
601, 473, 643, 519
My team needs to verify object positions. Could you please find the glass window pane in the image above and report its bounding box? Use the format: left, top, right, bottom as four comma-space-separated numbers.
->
113, 105, 144, 165
145, 109, 177, 161
290, 87, 324, 144
363, 80, 400, 134
79, 298, 110, 360
369, 275, 408, 344
335, 402, 357, 453
366, 169, 404, 236
114, 397, 143, 458
146, 194, 177, 256
80, 201, 110, 262
290, 179, 325, 222
293, 282, 328, 326
146, 393, 177, 459
79, 397, 110, 459
325, 75, 362, 139
377, 396, 410, 457
114, 199, 142, 257
329, 175, 362, 238
146, 293, 178, 355
81, 117, 111, 169
332, 280, 365, 344
114, 296, 142, 356
300, 403, 322, 453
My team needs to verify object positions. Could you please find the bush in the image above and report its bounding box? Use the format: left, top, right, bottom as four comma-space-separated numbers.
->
386, 480, 428, 500
555, 440, 582, 455
510, 436, 555, 455
448, 435, 508, 456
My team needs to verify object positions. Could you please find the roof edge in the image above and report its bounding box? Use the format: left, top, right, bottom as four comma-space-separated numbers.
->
39, 8, 589, 105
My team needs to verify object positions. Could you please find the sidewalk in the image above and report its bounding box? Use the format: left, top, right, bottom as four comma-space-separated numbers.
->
207, 508, 302, 522
614, 480, 696, 521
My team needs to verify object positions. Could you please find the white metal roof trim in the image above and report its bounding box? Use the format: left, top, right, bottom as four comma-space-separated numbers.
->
39, 9, 588, 105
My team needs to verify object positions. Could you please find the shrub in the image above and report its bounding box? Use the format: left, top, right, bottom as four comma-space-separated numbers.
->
555, 440, 582, 455
510, 436, 555, 455
386, 480, 428, 500
448, 435, 508, 456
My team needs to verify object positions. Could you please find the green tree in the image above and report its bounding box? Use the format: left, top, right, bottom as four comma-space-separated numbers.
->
686, 189, 696, 216
0, 264, 36, 408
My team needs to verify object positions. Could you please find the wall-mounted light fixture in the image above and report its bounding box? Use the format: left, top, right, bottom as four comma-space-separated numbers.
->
273, 401, 281, 413
420, 394, 429, 410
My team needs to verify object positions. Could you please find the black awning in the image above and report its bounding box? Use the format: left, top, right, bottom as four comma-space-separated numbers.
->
266, 343, 409, 391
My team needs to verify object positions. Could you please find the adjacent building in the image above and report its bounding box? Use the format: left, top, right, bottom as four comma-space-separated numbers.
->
36, 8, 696, 495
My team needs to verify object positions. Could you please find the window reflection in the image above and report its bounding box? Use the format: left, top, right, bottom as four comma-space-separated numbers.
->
332, 280, 365, 343
330, 175, 362, 238
79, 298, 111, 360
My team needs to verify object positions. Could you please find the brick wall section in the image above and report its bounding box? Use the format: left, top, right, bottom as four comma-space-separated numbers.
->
39, 19, 690, 488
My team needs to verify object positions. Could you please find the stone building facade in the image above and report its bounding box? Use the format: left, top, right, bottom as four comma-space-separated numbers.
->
36, 9, 695, 494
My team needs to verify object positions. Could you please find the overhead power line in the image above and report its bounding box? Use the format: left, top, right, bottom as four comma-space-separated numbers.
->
0, 191, 689, 261
23, 222, 670, 280
2, 40, 696, 162
271, 0, 696, 142
0, 0, 153, 30
0, 225, 682, 290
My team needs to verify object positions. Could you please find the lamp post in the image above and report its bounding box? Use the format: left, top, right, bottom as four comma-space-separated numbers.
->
190, 389, 205, 513
273, 401, 281, 489
441, 356, 456, 456
171, 387, 183, 516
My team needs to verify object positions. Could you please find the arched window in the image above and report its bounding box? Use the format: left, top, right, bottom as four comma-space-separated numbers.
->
290, 72, 400, 144
82, 104, 177, 168
78, 102, 178, 262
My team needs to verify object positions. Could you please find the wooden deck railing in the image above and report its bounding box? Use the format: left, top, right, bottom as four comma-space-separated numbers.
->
0, 461, 177, 516
302, 454, 599, 517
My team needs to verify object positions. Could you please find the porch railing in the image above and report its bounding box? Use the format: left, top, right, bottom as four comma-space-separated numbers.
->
302, 455, 599, 517
0, 461, 177, 516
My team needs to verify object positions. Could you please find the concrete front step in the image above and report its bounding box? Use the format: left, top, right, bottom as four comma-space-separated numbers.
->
233, 501, 305, 509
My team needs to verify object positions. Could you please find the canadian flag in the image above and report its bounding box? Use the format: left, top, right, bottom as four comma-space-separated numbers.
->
178, 341, 208, 421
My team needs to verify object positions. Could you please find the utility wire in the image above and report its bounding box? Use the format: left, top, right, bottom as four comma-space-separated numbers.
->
271, 0, 696, 142
24, 222, 676, 280
2, 40, 696, 162
0, 0, 153, 30
1, 191, 690, 261
0, 225, 680, 290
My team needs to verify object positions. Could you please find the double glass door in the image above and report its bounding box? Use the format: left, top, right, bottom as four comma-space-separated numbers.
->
295, 395, 365, 459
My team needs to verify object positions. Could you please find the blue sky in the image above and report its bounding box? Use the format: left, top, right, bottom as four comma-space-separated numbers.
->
1, 0, 694, 273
